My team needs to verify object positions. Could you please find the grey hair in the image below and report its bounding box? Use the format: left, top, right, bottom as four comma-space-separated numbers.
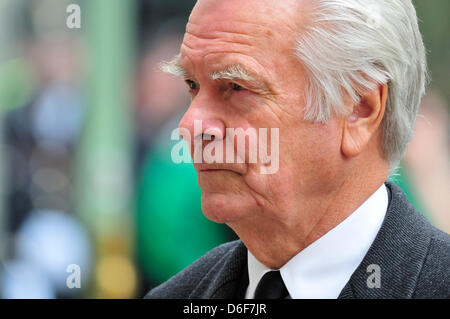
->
295, 0, 428, 168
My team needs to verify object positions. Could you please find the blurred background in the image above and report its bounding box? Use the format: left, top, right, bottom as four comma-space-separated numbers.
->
0, 0, 448, 298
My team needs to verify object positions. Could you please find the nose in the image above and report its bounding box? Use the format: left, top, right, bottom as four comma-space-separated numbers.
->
198, 119, 226, 142
178, 97, 226, 145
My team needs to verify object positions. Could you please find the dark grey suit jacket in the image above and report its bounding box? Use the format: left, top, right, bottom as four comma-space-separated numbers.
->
145, 182, 450, 299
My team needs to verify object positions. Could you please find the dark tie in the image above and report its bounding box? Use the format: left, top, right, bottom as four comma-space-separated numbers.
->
254, 271, 289, 299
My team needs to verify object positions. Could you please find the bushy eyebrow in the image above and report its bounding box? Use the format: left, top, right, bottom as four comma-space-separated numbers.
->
210, 64, 256, 82
160, 53, 190, 78
161, 54, 272, 93
212, 65, 273, 94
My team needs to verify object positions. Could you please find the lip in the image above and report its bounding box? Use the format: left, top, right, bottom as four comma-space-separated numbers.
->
194, 163, 246, 175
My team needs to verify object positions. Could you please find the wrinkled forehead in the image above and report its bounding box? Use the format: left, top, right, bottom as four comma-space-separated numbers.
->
186, 0, 306, 39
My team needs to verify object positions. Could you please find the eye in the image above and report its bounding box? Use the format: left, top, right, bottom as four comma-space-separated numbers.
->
185, 79, 199, 90
231, 83, 244, 91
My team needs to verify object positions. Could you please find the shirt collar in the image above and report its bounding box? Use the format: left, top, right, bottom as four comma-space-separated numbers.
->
246, 184, 388, 299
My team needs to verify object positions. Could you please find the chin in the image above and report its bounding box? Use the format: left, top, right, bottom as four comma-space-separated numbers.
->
200, 192, 253, 224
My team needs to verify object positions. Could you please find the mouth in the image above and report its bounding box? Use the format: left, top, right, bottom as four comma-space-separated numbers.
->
194, 163, 246, 176
199, 169, 229, 174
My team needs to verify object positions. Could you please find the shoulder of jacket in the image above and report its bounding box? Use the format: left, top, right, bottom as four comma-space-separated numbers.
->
144, 240, 242, 299
414, 226, 450, 298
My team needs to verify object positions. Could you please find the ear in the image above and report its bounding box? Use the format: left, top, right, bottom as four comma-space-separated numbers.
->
341, 83, 388, 158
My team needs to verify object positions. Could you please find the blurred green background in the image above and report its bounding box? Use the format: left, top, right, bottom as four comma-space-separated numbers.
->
0, 0, 448, 298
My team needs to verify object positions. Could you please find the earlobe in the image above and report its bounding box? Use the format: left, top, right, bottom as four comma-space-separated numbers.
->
341, 83, 388, 159
341, 121, 370, 158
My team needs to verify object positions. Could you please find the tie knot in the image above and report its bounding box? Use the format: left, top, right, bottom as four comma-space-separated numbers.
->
254, 271, 289, 299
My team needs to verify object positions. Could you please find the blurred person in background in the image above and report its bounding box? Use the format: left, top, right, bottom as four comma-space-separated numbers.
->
1, 0, 91, 298
134, 21, 191, 168
6, 35, 85, 224
402, 90, 450, 233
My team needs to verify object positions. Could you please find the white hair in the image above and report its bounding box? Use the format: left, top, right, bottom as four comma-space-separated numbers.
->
162, 55, 257, 83
295, 0, 428, 168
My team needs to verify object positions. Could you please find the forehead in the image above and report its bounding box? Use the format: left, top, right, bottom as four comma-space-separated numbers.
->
188, 0, 303, 27
181, 0, 306, 67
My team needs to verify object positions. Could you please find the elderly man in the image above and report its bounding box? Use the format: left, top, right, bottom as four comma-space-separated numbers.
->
146, 0, 450, 299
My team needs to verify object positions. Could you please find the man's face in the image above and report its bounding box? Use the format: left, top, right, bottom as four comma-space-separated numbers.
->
178, 0, 346, 229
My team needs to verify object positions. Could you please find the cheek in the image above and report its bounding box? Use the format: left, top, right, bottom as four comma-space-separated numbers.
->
277, 122, 344, 193
228, 122, 343, 215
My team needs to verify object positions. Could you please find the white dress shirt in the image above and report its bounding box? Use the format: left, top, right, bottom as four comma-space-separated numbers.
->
245, 184, 388, 299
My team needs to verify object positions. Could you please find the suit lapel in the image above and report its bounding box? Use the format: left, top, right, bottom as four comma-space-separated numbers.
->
189, 240, 248, 298
338, 182, 432, 298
